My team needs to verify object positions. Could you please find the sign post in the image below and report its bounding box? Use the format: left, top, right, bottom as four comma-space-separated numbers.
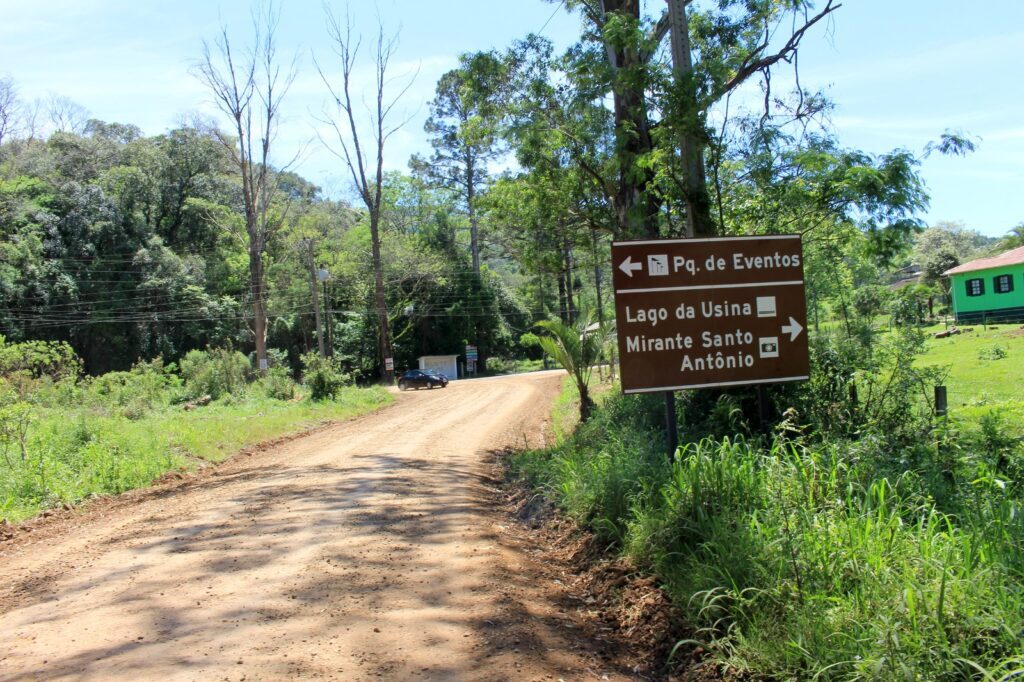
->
611, 235, 810, 450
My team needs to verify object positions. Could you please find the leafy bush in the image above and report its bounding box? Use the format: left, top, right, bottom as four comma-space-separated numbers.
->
978, 344, 1008, 360
486, 356, 529, 374
889, 285, 934, 326
179, 348, 251, 400
0, 386, 34, 469
852, 284, 889, 318
260, 365, 296, 401
0, 335, 81, 380
509, 397, 1024, 679
0, 336, 82, 399
86, 357, 181, 418
301, 352, 349, 401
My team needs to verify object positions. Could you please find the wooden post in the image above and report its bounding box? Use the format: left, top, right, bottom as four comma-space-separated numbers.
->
665, 391, 679, 460
757, 384, 771, 433
302, 240, 325, 358
935, 385, 948, 417
322, 276, 333, 357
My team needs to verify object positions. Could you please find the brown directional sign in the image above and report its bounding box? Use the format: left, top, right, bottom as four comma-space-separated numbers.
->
612, 235, 810, 394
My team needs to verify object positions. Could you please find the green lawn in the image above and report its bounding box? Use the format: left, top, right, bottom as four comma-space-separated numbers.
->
918, 321, 1024, 438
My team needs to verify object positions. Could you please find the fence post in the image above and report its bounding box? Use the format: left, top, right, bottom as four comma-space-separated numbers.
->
665, 391, 679, 460
757, 384, 771, 433
935, 385, 948, 417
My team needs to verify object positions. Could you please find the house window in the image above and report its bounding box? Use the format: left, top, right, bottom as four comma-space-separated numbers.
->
966, 278, 984, 296
994, 274, 1014, 294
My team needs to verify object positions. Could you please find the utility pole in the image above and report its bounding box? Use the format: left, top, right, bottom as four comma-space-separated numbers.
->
320, 266, 333, 357
302, 239, 325, 358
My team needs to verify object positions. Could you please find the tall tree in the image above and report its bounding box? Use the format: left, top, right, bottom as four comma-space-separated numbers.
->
194, 3, 295, 373
559, 0, 839, 238
417, 51, 509, 275
315, 8, 415, 381
997, 222, 1024, 251
0, 77, 19, 147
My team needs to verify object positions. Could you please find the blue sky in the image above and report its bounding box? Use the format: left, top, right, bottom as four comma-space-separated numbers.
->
1, 0, 1021, 237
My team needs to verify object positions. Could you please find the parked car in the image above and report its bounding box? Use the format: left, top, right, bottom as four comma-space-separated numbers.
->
397, 369, 449, 390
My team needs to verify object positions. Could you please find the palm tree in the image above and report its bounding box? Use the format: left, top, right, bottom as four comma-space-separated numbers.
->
535, 312, 610, 422
997, 222, 1024, 251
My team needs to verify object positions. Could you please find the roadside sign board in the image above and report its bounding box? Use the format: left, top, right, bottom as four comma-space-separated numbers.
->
384, 357, 394, 372
612, 235, 809, 394
465, 344, 478, 361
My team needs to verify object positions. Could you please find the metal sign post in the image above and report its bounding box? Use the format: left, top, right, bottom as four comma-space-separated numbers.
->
611, 235, 810, 449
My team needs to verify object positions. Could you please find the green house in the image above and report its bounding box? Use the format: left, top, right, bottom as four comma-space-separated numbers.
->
943, 245, 1024, 323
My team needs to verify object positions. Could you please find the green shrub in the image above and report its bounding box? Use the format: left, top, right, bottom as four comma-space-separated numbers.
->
852, 284, 889, 318
508, 391, 1024, 679
978, 344, 1008, 361
86, 357, 180, 418
0, 389, 34, 469
0, 336, 82, 399
484, 356, 513, 373
260, 364, 296, 401
0, 335, 81, 380
301, 352, 348, 401
179, 348, 251, 400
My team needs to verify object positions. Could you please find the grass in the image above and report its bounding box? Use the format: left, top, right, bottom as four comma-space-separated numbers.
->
917, 322, 1024, 443
919, 322, 1024, 405
509, 396, 1024, 679
549, 368, 618, 442
0, 387, 391, 523
508, 327, 1024, 679
154, 391, 390, 462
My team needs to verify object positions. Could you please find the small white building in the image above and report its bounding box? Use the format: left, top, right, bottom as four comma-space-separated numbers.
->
418, 355, 459, 380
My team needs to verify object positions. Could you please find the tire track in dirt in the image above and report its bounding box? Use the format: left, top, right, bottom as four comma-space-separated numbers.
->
0, 371, 632, 681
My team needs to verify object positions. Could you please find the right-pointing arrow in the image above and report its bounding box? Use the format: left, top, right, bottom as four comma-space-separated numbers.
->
618, 256, 643, 278
781, 317, 803, 342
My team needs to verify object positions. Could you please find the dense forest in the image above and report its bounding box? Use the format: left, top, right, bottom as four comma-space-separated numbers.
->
0, 116, 531, 376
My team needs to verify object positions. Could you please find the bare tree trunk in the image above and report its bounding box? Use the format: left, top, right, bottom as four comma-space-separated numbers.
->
316, 10, 415, 382
591, 226, 604, 324
590, 0, 837, 240
370, 205, 394, 375
195, 5, 295, 374
250, 246, 269, 369
305, 241, 325, 357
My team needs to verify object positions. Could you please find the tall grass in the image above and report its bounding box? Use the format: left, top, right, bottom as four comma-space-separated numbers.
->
1, 382, 391, 523
508, 392, 1024, 679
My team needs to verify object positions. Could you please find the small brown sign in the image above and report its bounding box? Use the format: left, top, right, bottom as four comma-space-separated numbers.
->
612, 235, 809, 394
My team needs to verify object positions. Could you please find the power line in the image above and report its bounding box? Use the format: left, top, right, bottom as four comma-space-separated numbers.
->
537, 0, 567, 35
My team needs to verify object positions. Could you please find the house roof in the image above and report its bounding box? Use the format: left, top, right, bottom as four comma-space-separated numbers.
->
943, 245, 1024, 276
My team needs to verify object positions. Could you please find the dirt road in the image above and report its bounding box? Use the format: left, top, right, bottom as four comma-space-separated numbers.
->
0, 371, 629, 681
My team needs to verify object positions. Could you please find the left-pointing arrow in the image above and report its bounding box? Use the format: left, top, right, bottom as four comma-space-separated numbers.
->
781, 317, 803, 341
619, 256, 643, 277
